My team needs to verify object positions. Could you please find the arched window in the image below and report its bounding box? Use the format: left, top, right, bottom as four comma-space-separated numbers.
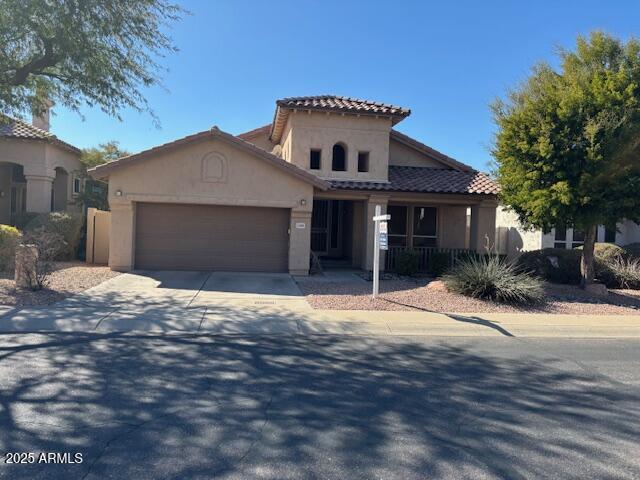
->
332, 143, 347, 171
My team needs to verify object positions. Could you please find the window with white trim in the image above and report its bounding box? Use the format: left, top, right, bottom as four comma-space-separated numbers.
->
554, 224, 567, 249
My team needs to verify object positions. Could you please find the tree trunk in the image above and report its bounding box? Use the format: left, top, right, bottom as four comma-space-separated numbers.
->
580, 224, 598, 289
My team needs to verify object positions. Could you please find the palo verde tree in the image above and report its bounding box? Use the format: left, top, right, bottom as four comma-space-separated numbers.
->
493, 32, 640, 287
0, 0, 184, 121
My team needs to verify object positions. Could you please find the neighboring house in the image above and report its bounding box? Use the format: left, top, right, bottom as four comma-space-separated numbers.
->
90, 95, 499, 275
0, 108, 84, 225
496, 206, 640, 258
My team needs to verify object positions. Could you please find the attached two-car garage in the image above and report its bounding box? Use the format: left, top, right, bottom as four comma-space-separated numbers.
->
89, 127, 325, 275
135, 203, 290, 272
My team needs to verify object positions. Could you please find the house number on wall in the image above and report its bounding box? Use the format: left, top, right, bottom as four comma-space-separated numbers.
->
295, 222, 306, 229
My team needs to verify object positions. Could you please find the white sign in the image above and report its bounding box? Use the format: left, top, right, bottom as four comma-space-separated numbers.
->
295, 222, 306, 229
379, 232, 388, 250
371, 205, 391, 298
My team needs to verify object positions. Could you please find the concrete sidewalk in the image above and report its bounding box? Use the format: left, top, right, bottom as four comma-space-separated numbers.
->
300, 310, 640, 338
1, 302, 639, 337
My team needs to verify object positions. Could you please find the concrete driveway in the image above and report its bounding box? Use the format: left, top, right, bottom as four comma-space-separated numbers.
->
0, 271, 313, 333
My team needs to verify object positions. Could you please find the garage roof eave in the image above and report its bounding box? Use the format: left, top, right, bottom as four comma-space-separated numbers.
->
87, 127, 330, 191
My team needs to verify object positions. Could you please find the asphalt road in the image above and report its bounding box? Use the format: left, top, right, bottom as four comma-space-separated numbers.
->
0, 333, 638, 479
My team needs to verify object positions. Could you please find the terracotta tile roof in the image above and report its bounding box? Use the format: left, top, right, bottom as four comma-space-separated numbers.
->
329, 166, 500, 195
276, 95, 411, 117
271, 95, 410, 142
0, 116, 80, 153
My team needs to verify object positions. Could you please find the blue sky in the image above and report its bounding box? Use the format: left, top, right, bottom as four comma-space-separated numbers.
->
53, 0, 640, 171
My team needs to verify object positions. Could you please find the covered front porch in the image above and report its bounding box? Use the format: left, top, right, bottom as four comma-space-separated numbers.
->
311, 190, 497, 273
0, 161, 75, 225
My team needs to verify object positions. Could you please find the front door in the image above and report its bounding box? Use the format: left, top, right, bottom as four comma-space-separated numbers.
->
311, 200, 344, 257
311, 199, 329, 255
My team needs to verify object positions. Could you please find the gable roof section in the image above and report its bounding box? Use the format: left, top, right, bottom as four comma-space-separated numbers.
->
237, 124, 271, 140
390, 129, 473, 172
0, 116, 80, 154
89, 126, 329, 190
330, 165, 499, 196
270, 95, 411, 142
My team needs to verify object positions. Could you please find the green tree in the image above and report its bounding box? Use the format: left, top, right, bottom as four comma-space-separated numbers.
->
81, 141, 130, 168
493, 32, 640, 287
79, 141, 130, 210
0, 0, 183, 120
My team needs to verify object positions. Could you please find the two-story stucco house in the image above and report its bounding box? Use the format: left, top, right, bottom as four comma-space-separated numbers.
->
0, 109, 84, 225
90, 95, 499, 275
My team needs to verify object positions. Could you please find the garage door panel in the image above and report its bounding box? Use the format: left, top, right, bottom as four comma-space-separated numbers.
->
135, 203, 289, 271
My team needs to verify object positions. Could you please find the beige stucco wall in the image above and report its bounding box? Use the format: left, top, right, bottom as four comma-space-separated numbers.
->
86, 207, 111, 264
495, 206, 543, 258
439, 205, 468, 249
388, 138, 447, 168
470, 203, 497, 253
240, 130, 275, 153
0, 138, 82, 215
105, 136, 314, 273
283, 111, 392, 182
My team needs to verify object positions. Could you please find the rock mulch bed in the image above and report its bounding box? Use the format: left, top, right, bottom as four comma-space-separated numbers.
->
297, 274, 640, 315
0, 262, 120, 308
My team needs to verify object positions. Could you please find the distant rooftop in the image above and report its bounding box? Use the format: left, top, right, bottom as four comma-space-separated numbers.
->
0, 116, 80, 153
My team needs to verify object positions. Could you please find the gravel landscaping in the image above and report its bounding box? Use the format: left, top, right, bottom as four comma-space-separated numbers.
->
297, 273, 640, 315
0, 262, 120, 308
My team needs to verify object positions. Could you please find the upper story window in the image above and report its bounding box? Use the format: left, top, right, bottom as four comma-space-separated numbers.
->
310, 149, 321, 170
332, 143, 347, 171
357, 152, 369, 172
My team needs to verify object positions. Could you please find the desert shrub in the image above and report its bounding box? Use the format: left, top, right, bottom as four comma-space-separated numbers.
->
623, 243, 640, 259
394, 250, 420, 276
429, 252, 451, 277
20, 228, 66, 290
597, 256, 640, 289
22, 212, 84, 260
443, 254, 544, 305
0, 224, 22, 271
517, 248, 582, 285
575, 242, 625, 261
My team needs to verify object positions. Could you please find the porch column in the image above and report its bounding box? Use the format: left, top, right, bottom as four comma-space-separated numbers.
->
469, 202, 497, 253
289, 209, 312, 276
24, 175, 54, 213
109, 202, 136, 271
364, 195, 389, 271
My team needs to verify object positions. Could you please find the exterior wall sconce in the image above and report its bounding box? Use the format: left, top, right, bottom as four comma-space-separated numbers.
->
300, 198, 307, 206
115, 189, 123, 197
0, 190, 4, 198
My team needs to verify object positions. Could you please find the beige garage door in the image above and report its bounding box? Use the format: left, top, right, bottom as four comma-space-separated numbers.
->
135, 203, 289, 271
